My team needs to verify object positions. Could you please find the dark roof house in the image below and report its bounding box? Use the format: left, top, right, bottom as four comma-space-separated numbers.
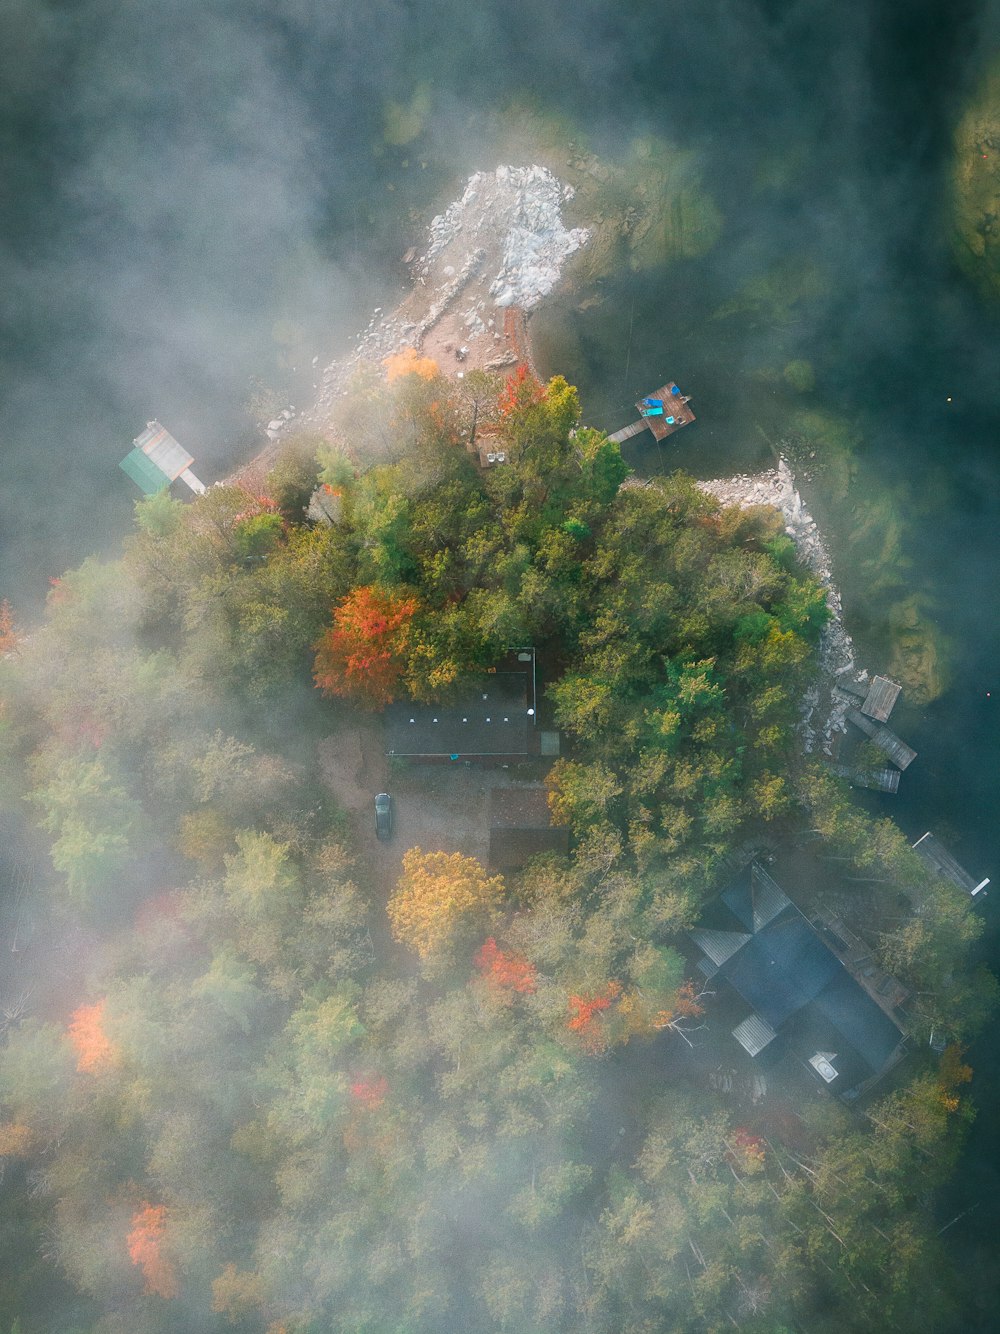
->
488, 786, 569, 870
690, 863, 906, 1097
385, 657, 537, 763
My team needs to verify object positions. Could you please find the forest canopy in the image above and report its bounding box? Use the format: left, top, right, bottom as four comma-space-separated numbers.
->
0, 362, 991, 1333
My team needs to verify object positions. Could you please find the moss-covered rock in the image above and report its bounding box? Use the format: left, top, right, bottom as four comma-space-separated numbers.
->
952, 56, 1000, 300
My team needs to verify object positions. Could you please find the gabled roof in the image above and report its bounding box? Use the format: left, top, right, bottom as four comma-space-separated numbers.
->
120, 447, 170, 495
721, 913, 841, 1029
733, 1013, 778, 1057
722, 862, 791, 932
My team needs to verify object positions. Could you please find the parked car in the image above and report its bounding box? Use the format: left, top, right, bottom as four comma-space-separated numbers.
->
374, 792, 393, 841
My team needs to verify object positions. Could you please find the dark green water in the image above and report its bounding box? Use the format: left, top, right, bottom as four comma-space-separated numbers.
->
3, 0, 1000, 1323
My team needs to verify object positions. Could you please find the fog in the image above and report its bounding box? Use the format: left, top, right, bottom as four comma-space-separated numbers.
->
3, 0, 1000, 1329
3, 0, 997, 609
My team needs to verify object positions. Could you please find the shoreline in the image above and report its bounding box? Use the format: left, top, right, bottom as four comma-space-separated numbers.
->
231, 166, 585, 486
697, 460, 864, 757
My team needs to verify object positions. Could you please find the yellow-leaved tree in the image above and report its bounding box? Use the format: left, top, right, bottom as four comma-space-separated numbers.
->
387, 848, 505, 959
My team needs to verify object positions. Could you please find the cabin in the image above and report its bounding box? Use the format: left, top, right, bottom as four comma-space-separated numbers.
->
487, 786, 569, 870
689, 863, 907, 1098
912, 832, 989, 899
385, 650, 538, 764
608, 382, 696, 445
120, 421, 206, 496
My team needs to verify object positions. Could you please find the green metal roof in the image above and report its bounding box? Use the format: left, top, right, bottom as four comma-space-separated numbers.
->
119, 447, 169, 495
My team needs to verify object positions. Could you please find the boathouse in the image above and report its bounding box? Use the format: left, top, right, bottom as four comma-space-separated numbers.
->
120, 421, 206, 496
689, 863, 907, 1097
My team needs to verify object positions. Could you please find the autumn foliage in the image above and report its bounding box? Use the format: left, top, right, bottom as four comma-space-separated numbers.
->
474, 937, 538, 995
937, 1043, 974, 1112
388, 848, 505, 958
350, 1075, 389, 1110
653, 979, 706, 1029
729, 1127, 767, 1175
67, 999, 119, 1074
313, 585, 419, 708
566, 982, 622, 1052
498, 363, 543, 417
384, 345, 440, 382
127, 1204, 178, 1299
0, 598, 18, 654
0, 1122, 33, 1157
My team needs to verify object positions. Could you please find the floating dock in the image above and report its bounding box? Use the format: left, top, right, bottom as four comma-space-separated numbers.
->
609, 382, 695, 445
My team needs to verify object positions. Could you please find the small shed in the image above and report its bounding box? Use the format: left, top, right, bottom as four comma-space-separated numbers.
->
487, 786, 569, 870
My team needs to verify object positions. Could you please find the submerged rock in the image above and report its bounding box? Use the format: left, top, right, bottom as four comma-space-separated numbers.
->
952, 55, 1000, 300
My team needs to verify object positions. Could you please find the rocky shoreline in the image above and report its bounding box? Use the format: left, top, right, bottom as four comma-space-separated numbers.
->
698, 459, 864, 756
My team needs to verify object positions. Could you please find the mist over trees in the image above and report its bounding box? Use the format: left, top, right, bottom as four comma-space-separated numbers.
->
0, 365, 990, 1332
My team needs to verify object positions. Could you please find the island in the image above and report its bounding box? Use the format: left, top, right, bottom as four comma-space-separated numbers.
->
0, 166, 993, 1334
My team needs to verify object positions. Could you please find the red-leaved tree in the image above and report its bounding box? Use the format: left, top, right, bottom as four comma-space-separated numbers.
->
474, 937, 538, 995
127, 1203, 178, 1299
313, 585, 419, 708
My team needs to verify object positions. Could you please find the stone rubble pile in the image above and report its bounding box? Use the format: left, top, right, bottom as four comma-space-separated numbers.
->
698, 459, 861, 756
422, 165, 589, 309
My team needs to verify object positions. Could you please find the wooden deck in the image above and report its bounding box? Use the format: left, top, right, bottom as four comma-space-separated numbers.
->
861, 675, 901, 723
912, 832, 990, 898
608, 381, 695, 445
846, 708, 917, 770
811, 908, 910, 1018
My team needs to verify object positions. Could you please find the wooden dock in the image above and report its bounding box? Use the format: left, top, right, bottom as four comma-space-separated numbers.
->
830, 762, 900, 794
912, 832, 989, 898
861, 675, 901, 723
608, 381, 695, 445
846, 708, 917, 770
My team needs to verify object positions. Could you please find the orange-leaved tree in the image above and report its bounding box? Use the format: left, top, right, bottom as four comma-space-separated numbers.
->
67, 999, 119, 1074
127, 1203, 178, 1299
474, 937, 538, 995
384, 346, 440, 382
313, 585, 419, 708
388, 848, 505, 959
